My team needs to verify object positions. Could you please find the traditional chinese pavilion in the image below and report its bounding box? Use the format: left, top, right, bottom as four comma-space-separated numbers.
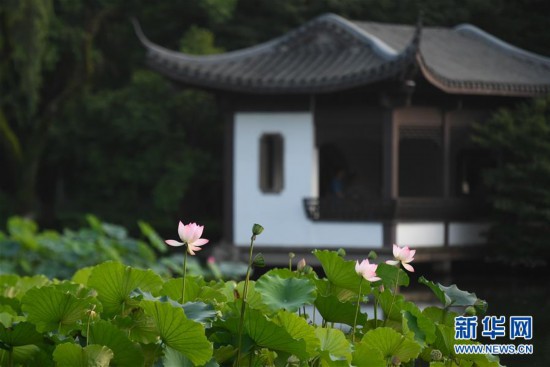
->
135, 14, 550, 263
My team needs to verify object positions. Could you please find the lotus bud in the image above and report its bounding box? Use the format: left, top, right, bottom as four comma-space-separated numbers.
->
368, 250, 378, 260
289, 252, 295, 259
430, 349, 443, 361
465, 306, 476, 316
474, 299, 488, 315
86, 307, 97, 320
337, 248, 346, 257
297, 258, 306, 271
391, 356, 401, 366
253, 253, 265, 268
252, 223, 264, 236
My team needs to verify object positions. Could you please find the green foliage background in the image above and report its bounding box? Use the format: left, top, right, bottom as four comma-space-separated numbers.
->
1, 0, 549, 236
473, 96, 550, 264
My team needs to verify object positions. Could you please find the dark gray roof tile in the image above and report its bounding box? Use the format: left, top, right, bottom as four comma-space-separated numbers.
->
134, 14, 550, 96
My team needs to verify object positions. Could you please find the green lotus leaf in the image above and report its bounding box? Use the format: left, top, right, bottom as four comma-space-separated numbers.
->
362, 327, 422, 363
113, 308, 158, 344
213, 345, 237, 364
313, 250, 363, 293
72, 267, 94, 286
352, 342, 386, 367
377, 288, 407, 322
438, 284, 480, 307
255, 348, 278, 366
419, 277, 481, 308
220, 281, 271, 314
162, 347, 191, 367
376, 263, 409, 288
181, 302, 218, 325
52, 343, 113, 367
141, 343, 165, 367
315, 279, 356, 302
262, 268, 295, 279
315, 327, 352, 366
0, 304, 25, 327
163, 347, 220, 367
315, 294, 367, 326
434, 324, 456, 357
402, 308, 436, 345
0, 275, 19, 297
161, 276, 202, 303
161, 277, 226, 303
433, 324, 499, 366
21, 286, 95, 334
88, 261, 163, 317
0, 322, 42, 364
0, 345, 41, 366
1, 275, 50, 300
273, 310, 320, 357
87, 319, 144, 366
138, 220, 168, 253
422, 306, 458, 327
242, 307, 309, 360
255, 274, 316, 313
141, 300, 212, 365
0, 296, 20, 313
237, 281, 271, 313
418, 277, 447, 305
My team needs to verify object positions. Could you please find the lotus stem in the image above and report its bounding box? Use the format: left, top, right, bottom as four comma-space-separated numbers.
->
7, 350, 13, 367
236, 234, 256, 366
374, 292, 379, 328
182, 248, 188, 303
384, 270, 400, 326
352, 278, 363, 342
86, 305, 96, 347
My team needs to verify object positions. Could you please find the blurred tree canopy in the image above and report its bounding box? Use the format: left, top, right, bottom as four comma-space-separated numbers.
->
0, 0, 549, 237
473, 96, 550, 265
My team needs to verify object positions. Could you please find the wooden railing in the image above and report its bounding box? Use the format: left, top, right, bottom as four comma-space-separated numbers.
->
303, 197, 489, 222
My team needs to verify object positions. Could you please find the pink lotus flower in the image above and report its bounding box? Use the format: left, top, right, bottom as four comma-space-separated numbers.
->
165, 221, 209, 255
355, 259, 381, 282
386, 244, 415, 272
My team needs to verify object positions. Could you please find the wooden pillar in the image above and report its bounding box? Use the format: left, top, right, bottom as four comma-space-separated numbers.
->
221, 97, 234, 245
382, 109, 397, 247
442, 110, 451, 198
442, 110, 450, 247
382, 109, 398, 199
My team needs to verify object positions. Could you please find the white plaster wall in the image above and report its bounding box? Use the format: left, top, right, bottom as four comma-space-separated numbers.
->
233, 112, 382, 248
449, 223, 489, 246
396, 222, 445, 247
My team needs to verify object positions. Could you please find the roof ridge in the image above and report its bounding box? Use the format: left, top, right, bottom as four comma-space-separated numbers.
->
132, 13, 419, 64
454, 24, 550, 68
132, 18, 282, 63
312, 13, 399, 60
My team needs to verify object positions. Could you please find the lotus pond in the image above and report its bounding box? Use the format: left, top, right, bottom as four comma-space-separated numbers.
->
1, 235, 507, 366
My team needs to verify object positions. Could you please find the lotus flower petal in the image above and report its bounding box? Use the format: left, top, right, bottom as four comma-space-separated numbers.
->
403, 263, 415, 272
168, 221, 209, 256
165, 239, 184, 247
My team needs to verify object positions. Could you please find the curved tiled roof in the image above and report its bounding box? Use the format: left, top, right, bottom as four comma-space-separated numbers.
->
353, 21, 550, 96
135, 13, 550, 96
